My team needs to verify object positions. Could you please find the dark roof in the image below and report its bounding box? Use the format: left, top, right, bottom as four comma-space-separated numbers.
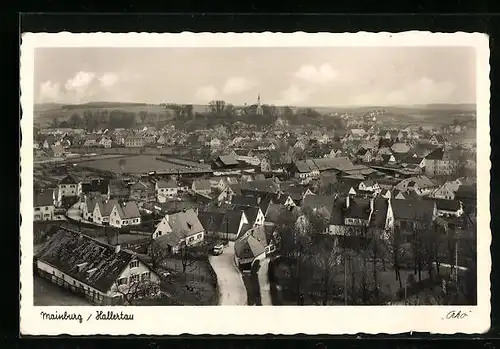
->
370, 198, 389, 229
36, 228, 142, 293
345, 198, 371, 220
34, 190, 53, 207
192, 179, 211, 191
378, 138, 394, 148
232, 195, 259, 208
59, 174, 79, 185
403, 156, 424, 165
115, 201, 141, 219
456, 184, 477, 200
216, 155, 239, 166
436, 199, 461, 212
108, 179, 130, 197
391, 199, 435, 221
241, 206, 261, 224
198, 211, 226, 232
82, 178, 109, 194
155, 199, 198, 215
302, 195, 336, 216
241, 179, 279, 194
425, 147, 445, 160
234, 235, 265, 260
222, 211, 245, 234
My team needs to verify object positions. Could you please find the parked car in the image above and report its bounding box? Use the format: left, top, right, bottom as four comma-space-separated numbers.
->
212, 244, 224, 256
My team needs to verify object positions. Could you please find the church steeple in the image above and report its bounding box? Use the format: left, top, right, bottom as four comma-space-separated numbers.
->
256, 94, 263, 116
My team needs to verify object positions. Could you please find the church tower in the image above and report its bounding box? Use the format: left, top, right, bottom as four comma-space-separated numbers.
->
256, 94, 263, 116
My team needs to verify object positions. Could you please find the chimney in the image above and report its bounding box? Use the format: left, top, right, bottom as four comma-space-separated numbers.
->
115, 244, 121, 253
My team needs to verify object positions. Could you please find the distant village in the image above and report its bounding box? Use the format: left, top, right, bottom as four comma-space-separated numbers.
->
32, 99, 478, 307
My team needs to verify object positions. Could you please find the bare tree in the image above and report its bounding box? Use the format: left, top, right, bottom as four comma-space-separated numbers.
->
311, 243, 342, 305
112, 277, 161, 305
149, 240, 167, 270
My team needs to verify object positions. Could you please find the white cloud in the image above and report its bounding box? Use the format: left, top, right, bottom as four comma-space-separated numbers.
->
99, 73, 119, 87
195, 85, 218, 102
294, 63, 339, 84
64, 71, 95, 93
38, 81, 61, 102
275, 84, 314, 106
222, 77, 256, 95
350, 77, 456, 106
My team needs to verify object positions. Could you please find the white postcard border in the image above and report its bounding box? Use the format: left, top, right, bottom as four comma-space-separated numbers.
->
20, 31, 491, 335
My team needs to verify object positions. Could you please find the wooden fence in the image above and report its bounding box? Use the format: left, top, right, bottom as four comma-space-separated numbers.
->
36, 268, 121, 305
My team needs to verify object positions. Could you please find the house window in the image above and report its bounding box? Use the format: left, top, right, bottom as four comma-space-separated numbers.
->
141, 272, 150, 281
130, 260, 139, 269
244, 248, 250, 253
45, 207, 49, 211
197, 233, 202, 239
130, 274, 140, 283
188, 237, 194, 243
117, 277, 127, 286
157, 231, 162, 236
35, 207, 40, 211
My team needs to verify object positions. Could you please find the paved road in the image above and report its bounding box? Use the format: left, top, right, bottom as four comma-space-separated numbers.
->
257, 258, 272, 305
208, 242, 247, 306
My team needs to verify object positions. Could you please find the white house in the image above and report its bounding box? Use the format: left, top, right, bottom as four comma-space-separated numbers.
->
35, 228, 160, 305
34, 190, 55, 221
155, 180, 179, 203
93, 199, 118, 225
153, 209, 205, 254
109, 201, 142, 228
55, 174, 79, 207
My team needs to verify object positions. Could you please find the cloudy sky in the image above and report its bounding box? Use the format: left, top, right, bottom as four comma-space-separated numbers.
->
34, 47, 476, 106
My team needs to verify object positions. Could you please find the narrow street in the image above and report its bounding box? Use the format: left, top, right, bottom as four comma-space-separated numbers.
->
257, 258, 272, 305
208, 242, 247, 306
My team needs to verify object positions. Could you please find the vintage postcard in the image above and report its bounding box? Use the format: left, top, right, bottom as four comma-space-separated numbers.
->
20, 32, 490, 335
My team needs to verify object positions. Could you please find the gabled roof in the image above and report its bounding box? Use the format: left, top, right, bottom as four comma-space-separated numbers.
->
369, 198, 389, 229
436, 199, 461, 212
96, 198, 118, 216
198, 211, 226, 232
108, 180, 130, 197
232, 195, 259, 208
302, 195, 336, 215
165, 208, 204, 238
216, 155, 239, 166
241, 206, 261, 224
391, 199, 435, 221
115, 201, 141, 219
391, 143, 410, 154
34, 190, 54, 207
36, 228, 144, 293
403, 156, 424, 165
425, 147, 445, 160
156, 180, 178, 189
345, 198, 371, 220
59, 174, 79, 185
241, 179, 279, 194
192, 179, 211, 191
235, 235, 266, 260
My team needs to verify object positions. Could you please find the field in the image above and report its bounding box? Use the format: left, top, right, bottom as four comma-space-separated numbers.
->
75, 155, 200, 174
34, 275, 90, 306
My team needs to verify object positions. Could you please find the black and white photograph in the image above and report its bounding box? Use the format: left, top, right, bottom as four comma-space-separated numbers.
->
20, 32, 490, 335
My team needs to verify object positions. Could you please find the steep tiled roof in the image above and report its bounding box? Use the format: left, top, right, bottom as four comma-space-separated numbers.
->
345, 198, 371, 220
436, 199, 461, 211
116, 201, 141, 219
192, 179, 211, 191
34, 190, 54, 207
97, 199, 118, 216
425, 147, 445, 160
36, 228, 142, 293
232, 195, 259, 208
198, 211, 226, 232
391, 199, 435, 221
59, 174, 79, 185
234, 235, 265, 260
156, 180, 178, 189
